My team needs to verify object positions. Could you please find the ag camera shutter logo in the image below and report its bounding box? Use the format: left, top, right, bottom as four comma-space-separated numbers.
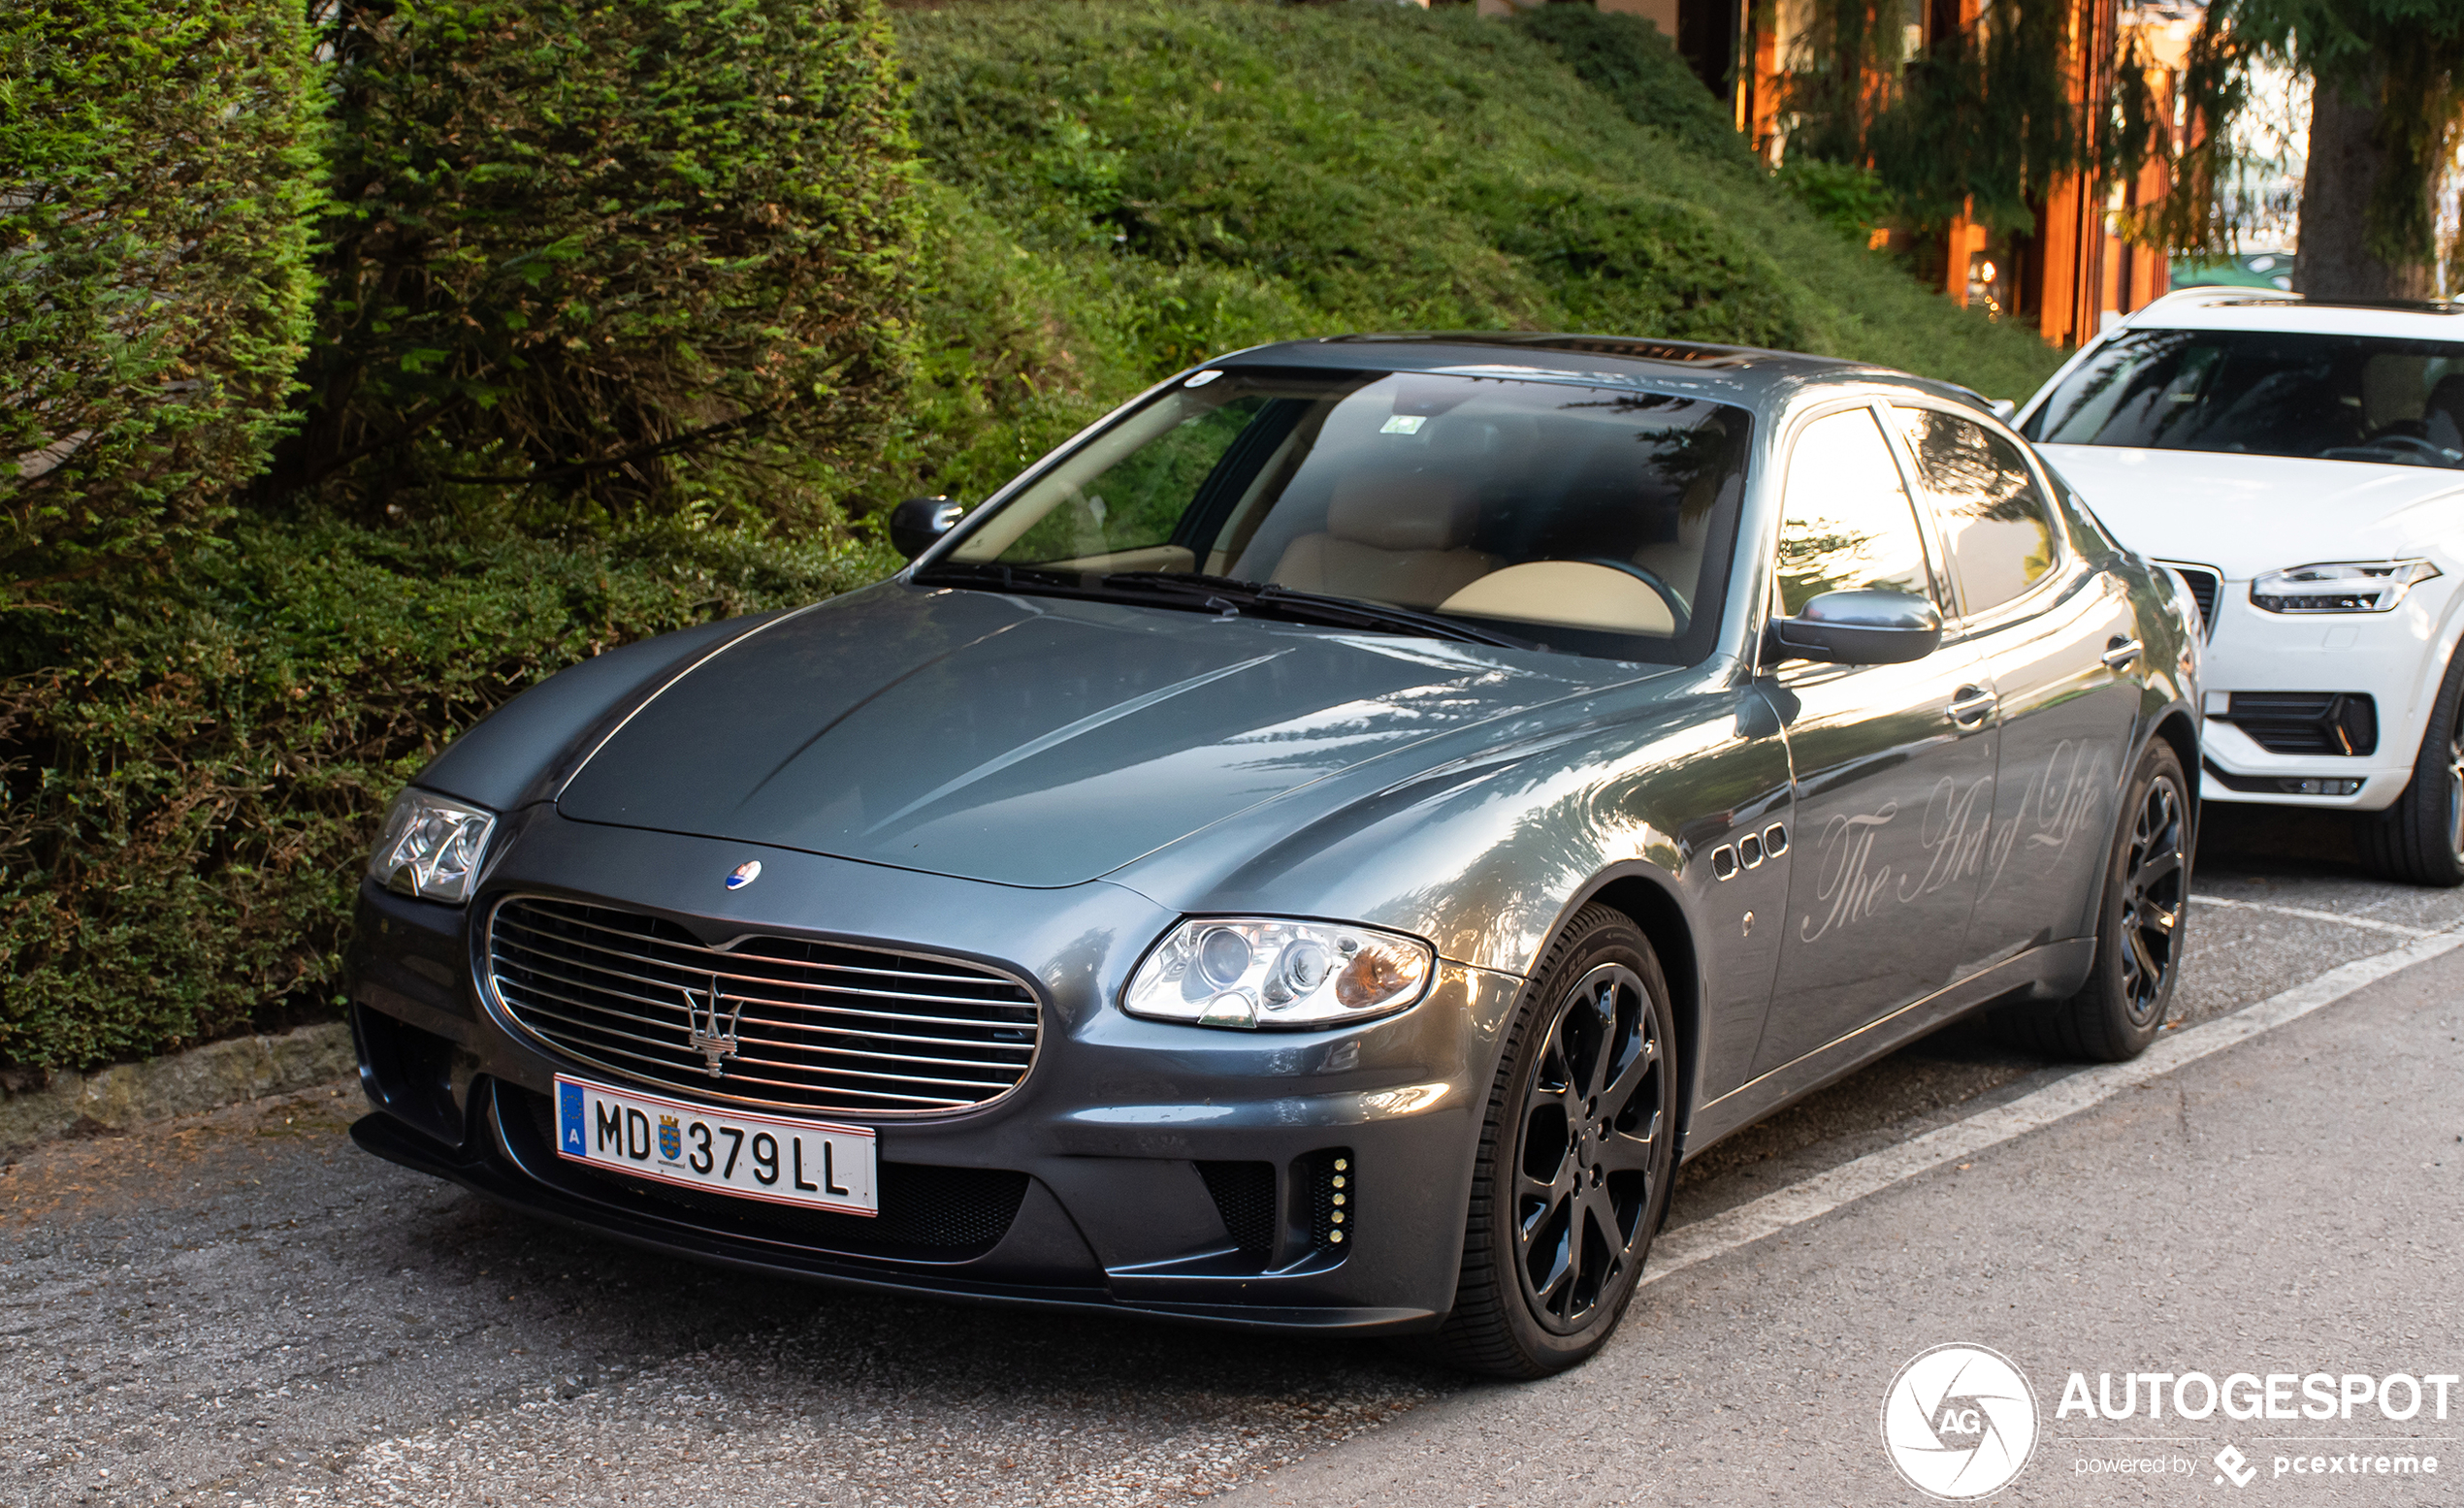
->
1881, 1344, 2040, 1499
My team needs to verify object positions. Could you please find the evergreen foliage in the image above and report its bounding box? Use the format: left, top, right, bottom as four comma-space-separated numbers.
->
0, 517, 892, 1070
275, 0, 919, 529
889, 0, 2064, 506
0, 0, 322, 601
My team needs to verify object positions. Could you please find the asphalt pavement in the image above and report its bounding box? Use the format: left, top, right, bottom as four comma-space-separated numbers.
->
6, 804, 2461, 1507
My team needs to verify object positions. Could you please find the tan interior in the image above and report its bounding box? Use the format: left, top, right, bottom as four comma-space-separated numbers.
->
1439, 561, 1678, 636
1267, 470, 1500, 608
1040, 544, 1196, 575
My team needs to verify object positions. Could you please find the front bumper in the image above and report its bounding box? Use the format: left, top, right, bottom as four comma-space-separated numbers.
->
346, 810, 1522, 1335
2188, 581, 2448, 811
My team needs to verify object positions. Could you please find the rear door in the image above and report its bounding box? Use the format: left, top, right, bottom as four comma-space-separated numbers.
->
1752, 402, 1999, 1076
1889, 403, 2141, 960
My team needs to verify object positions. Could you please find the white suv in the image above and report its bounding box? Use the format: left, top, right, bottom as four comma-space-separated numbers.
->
2016, 289, 2464, 884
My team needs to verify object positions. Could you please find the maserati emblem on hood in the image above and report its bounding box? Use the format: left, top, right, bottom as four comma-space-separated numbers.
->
725, 860, 762, 890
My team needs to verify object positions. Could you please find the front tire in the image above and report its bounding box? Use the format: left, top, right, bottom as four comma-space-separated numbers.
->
1997, 740, 2190, 1062
2361, 649, 2464, 887
1418, 904, 1677, 1378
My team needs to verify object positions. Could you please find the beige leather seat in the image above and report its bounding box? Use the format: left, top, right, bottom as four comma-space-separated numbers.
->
1440, 561, 1678, 636
1268, 471, 1499, 608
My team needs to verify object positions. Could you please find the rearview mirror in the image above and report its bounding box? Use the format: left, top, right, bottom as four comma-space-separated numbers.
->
1768, 589, 1943, 665
891, 496, 966, 560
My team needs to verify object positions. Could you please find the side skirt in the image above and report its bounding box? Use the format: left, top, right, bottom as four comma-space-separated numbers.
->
1677, 938, 2096, 1160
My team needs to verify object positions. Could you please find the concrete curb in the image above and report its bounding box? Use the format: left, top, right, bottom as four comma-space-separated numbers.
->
0, 1022, 356, 1156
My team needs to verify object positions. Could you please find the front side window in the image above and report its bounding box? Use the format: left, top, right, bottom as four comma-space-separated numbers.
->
2024, 327, 2464, 469
929, 369, 1753, 664
1774, 406, 1933, 616
1894, 406, 2058, 614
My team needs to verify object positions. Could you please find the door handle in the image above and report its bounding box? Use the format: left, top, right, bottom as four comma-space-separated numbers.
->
2101, 637, 2144, 670
1949, 686, 1997, 725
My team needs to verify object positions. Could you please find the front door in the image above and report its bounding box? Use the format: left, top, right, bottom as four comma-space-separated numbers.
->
1892, 404, 2143, 961
1753, 403, 2000, 1076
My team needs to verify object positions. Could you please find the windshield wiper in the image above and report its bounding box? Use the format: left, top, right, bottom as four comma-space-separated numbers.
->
912, 562, 1537, 650
1099, 571, 1539, 651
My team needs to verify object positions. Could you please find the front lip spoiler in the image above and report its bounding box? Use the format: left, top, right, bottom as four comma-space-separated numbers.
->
349, 1111, 1434, 1335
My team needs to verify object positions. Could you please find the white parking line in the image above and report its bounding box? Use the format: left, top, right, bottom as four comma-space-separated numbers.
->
1645, 924, 2464, 1285
2196, 895, 2434, 937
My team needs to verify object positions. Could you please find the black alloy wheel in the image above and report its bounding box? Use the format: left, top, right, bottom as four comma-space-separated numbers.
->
1997, 740, 2191, 1063
2363, 647, 2464, 887
1419, 904, 1677, 1378
2115, 772, 2188, 1027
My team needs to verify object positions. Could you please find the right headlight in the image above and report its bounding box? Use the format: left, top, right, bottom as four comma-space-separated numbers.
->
368, 787, 498, 905
1122, 917, 1434, 1031
2250, 560, 2441, 614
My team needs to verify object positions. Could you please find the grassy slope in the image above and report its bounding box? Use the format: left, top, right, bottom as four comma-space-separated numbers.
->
888, 0, 2066, 506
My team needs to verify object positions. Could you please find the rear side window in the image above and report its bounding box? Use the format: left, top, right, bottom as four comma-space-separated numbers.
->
1775, 407, 1933, 616
1893, 407, 2058, 614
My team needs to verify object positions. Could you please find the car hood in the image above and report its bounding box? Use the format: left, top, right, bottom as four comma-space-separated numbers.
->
2037, 444, 2464, 578
554, 583, 1649, 888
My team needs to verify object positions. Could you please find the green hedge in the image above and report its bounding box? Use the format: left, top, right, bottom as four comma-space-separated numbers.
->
277, 0, 918, 529
0, 0, 322, 599
882, 0, 2068, 508
0, 519, 895, 1071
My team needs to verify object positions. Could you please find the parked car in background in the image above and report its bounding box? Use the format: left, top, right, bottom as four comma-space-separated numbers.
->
349, 334, 2199, 1378
2019, 289, 2464, 884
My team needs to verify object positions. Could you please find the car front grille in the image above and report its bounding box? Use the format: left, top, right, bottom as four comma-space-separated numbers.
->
484, 895, 1040, 1117
2160, 561, 2221, 636
2217, 691, 2379, 756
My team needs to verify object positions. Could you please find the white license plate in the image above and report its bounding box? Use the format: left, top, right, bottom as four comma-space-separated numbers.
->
552, 1075, 877, 1216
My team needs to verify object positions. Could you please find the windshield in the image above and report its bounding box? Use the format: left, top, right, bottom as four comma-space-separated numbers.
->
2024, 328, 2464, 469
925, 368, 1751, 664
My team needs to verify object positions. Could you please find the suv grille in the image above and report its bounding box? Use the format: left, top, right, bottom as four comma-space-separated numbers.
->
2160, 562, 2221, 636
485, 895, 1039, 1116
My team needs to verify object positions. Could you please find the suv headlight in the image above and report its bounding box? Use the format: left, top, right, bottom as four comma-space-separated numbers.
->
369, 788, 498, 904
2251, 560, 2441, 614
1122, 918, 1434, 1031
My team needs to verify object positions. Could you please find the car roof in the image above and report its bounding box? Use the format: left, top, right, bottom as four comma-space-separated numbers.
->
1211, 332, 2000, 418
2118, 287, 2464, 340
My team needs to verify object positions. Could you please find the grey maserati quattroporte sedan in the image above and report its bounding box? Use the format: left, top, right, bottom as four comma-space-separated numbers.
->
348, 334, 2202, 1376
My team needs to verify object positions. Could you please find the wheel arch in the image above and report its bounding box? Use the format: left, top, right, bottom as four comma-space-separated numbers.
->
1571, 871, 1704, 1160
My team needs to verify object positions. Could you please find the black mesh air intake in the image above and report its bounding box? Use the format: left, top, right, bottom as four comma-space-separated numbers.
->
2221, 692, 2378, 755
1197, 1160, 1277, 1262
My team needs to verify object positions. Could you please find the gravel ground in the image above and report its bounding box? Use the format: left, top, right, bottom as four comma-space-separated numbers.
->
5, 804, 2457, 1506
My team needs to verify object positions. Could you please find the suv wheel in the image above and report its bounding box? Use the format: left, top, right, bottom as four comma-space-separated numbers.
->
2361, 649, 2464, 887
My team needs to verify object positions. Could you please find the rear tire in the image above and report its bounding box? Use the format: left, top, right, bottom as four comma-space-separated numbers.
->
2361, 649, 2464, 887
1414, 904, 1677, 1379
1996, 740, 2190, 1063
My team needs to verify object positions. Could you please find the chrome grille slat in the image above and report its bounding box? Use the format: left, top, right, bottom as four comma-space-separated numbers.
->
495, 914, 1030, 1011
497, 951, 1033, 1042
486, 895, 1041, 1117
497, 908, 1026, 991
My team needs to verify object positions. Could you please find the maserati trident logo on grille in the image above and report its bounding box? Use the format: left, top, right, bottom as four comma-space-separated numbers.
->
681, 974, 745, 1076
725, 860, 762, 890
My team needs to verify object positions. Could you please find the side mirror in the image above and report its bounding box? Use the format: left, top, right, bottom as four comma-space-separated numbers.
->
1768, 589, 1943, 665
891, 496, 966, 560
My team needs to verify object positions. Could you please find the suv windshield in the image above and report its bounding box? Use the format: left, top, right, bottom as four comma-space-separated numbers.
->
922, 368, 1751, 664
2024, 327, 2464, 469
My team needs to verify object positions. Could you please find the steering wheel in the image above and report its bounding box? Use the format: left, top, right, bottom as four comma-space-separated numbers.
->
1576, 558, 1691, 636
2324, 433, 2458, 465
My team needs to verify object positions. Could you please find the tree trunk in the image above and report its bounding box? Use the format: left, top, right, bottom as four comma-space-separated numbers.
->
2295, 75, 2436, 301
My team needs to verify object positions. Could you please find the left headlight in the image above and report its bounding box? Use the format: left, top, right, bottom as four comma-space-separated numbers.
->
1122, 917, 1434, 1031
2251, 559, 2441, 614
369, 788, 498, 905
